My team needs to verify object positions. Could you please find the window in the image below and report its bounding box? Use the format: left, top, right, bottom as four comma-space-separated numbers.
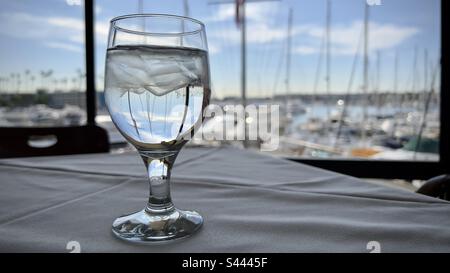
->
0, 0, 87, 127
92, 0, 447, 178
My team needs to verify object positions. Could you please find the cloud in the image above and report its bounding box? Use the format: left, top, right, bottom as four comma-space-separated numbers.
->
204, 5, 235, 22
204, 3, 418, 57
0, 9, 418, 59
47, 17, 84, 31
205, 1, 292, 50
294, 21, 419, 56
0, 12, 110, 52
0, 12, 52, 39
44, 42, 82, 52
95, 5, 102, 15
210, 23, 292, 44
95, 21, 110, 42
204, 2, 278, 23
294, 46, 319, 55
207, 43, 221, 54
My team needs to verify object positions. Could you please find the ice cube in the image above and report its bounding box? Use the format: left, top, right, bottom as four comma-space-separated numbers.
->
106, 50, 150, 94
107, 49, 203, 97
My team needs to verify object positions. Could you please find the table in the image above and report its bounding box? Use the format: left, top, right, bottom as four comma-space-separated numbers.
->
0, 147, 449, 252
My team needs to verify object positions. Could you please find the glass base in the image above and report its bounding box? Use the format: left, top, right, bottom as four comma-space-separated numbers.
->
112, 207, 203, 243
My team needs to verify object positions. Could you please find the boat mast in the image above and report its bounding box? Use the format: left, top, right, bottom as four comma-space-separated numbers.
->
423, 48, 428, 109
240, 1, 247, 109
180, 0, 190, 46
394, 50, 398, 93
138, 0, 144, 28
138, 0, 143, 12
311, 34, 325, 117
362, 2, 369, 144
285, 8, 293, 108
325, 0, 331, 119
238, 0, 248, 147
376, 50, 381, 114
183, 0, 190, 17
138, 0, 145, 43
391, 50, 399, 137
412, 45, 418, 95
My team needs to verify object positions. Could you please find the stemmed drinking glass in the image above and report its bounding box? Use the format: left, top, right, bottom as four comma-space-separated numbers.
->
104, 14, 210, 243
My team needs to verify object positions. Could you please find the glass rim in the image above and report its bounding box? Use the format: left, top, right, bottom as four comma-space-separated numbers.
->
110, 13, 205, 37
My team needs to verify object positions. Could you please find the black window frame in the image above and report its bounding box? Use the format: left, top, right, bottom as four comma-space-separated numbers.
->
83, 0, 449, 180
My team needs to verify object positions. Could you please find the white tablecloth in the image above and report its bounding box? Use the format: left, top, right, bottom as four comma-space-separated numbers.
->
0, 147, 449, 252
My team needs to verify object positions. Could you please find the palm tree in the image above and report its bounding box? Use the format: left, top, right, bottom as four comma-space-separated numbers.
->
24, 70, 30, 92
53, 79, 58, 91
39, 69, 54, 91
10, 73, 15, 92
72, 77, 77, 91
61, 77, 68, 92
30, 75, 36, 92
47, 70, 54, 91
40, 70, 46, 90
4, 76, 10, 93
76, 68, 85, 92
16, 73, 21, 94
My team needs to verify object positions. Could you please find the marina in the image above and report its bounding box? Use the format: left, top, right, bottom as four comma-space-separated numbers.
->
0, 0, 441, 162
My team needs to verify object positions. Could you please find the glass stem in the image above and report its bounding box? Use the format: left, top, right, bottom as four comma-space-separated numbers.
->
140, 151, 179, 213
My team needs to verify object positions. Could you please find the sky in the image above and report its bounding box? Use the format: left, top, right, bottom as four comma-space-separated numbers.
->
0, 0, 441, 99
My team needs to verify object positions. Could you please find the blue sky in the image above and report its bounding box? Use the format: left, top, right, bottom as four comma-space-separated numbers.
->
0, 0, 441, 98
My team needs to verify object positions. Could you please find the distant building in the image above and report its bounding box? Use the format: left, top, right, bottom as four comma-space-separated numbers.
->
48, 91, 85, 108
48, 91, 106, 110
